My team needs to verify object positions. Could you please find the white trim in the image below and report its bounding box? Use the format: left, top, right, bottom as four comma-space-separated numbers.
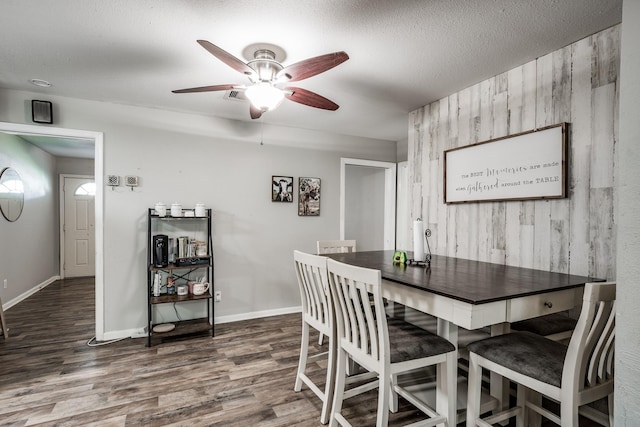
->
59, 174, 94, 279
2, 275, 59, 310
340, 158, 397, 250
0, 121, 105, 341
107, 306, 303, 341
215, 305, 301, 324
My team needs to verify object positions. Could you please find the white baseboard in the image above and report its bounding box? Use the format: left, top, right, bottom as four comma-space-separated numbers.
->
104, 328, 147, 341
214, 305, 302, 324
102, 306, 303, 342
3, 275, 60, 311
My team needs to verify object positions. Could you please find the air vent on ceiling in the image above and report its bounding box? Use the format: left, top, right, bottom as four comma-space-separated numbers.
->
223, 89, 248, 102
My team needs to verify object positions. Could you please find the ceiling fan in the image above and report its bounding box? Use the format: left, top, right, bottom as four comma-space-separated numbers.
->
172, 40, 349, 119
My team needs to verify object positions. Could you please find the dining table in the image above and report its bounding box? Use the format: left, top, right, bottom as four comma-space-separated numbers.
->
323, 250, 602, 424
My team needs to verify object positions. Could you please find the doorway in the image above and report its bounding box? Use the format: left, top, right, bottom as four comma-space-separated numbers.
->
61, 175, 96, 278
0, 121, 105, 340
340, 158, 396, 250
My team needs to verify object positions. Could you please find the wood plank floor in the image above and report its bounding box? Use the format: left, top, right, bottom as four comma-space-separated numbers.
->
0, 277, 430, 426
0, 278, 604, 426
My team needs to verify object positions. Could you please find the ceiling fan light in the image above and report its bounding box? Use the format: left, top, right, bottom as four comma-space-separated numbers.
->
245, 83, 284, 111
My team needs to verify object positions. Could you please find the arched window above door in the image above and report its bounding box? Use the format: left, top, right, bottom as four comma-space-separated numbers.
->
74, 182, 96, 196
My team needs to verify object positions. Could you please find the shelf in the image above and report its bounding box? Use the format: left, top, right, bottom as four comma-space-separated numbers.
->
150, 293, 212, 305
150, 215, 209, 220
149, 318, 212, 345
149, 208, 210, 221
149, 258, 212, 271
147, 207, 214, 347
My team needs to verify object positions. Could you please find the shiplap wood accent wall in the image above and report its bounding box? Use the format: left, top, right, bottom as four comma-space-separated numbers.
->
408, 25, 618, 279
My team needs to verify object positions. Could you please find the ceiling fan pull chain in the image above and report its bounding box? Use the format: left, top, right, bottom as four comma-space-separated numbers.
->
260, 120, 264, 146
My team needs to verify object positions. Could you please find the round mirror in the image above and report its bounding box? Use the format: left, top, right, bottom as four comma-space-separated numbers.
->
0, 167, 25, 222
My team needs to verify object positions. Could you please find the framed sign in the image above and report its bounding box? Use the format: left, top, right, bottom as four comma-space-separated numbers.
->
444, 123, 568, 204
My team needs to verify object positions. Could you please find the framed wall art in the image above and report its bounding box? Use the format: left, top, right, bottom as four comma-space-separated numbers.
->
444, 123, 568, 203
272, 176, 293, 202
298, 177, 320, 216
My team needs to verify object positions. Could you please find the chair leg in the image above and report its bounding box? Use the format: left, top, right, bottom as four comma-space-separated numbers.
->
524, 388, 541, 426
0, 296, 7, 339
377, 366, 390, 427
389, 372, 399, 413
466, 353, 482, 427
436, 351, 457, 426
294, 321, 310, 392
329, 348, 348, 427
560, 396, 580, 427
608, 393, 614, 427
320, 333, 336, 424
515, 384, 526, 427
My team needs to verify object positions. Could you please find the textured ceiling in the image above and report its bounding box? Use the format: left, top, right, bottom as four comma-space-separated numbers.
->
0, 0, 622, 148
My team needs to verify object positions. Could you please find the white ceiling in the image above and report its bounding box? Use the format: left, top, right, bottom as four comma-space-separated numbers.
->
0, 0, 622, 152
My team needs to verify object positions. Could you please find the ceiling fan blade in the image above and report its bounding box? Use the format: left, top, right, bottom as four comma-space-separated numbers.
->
278, 51, 349, 82
249, 104, 263, 119
285, 87, 339, 110
197, 40, 255, 76
172, 84, 236, 94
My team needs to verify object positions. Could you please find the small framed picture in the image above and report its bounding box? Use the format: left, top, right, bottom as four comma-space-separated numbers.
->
298, 177, 320, 216
272, 176, 293, 202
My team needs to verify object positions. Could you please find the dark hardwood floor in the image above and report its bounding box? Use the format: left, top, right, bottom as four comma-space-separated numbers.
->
0, 278, 604, 426
0, 277, 427, 426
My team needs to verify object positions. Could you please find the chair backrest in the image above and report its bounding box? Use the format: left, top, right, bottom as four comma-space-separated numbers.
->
563, 282, 616, 394
293, 250, 332, 335
317, 240, 357, 254
327, 258, 388, 372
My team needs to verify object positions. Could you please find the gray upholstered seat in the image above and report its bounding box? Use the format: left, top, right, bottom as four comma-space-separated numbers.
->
387, 317, 456, 363
466, 331, 567, 387
511, 313, 577, 339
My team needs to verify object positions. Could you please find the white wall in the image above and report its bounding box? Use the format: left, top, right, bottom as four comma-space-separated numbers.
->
408, 26, 619, 280
56, 156, 94, 176
616, 1, 640, 424
0, 133, 59, 305
0, 87, 396, 337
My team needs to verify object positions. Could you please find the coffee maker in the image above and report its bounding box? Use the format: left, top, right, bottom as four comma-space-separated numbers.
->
153, 234, 169, 267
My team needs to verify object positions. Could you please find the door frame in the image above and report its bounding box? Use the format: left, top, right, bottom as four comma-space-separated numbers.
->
0, 121, 105, 341
60, 174, 95, 279
340, 158, 397, 250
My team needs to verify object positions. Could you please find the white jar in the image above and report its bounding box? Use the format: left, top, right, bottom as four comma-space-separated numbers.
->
170, 203, 182, 217
154, 202, 166, 217
195, 203, 206, 217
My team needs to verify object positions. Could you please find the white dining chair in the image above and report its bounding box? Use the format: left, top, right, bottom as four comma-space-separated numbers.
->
327, 258, 457, 427
316, 240, 357, 346
317, 239, 357, 255
466, 281, 615, 427
293, 250, 335, 424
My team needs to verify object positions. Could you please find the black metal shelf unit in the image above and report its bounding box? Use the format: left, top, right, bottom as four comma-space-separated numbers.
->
146, 208, 214, 346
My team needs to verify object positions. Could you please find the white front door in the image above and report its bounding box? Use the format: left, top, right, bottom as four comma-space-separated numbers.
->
63, 176, 95, 277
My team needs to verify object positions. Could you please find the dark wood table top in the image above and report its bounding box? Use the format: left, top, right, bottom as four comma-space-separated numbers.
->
324, 250, 602, 305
